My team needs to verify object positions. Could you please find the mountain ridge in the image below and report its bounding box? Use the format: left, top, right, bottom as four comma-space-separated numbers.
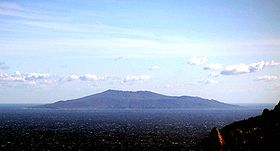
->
194, 101, 280, 150
39, 89, 239, 109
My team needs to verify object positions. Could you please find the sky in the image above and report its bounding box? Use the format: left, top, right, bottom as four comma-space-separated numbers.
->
0, 0, 280, 104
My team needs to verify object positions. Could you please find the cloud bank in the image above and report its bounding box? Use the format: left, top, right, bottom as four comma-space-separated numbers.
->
0, 71, 51, 86
221, 61, 280, 75
0, 70, 152, 87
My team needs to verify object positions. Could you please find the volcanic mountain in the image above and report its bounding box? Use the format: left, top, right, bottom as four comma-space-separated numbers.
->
40, 90, 238, 109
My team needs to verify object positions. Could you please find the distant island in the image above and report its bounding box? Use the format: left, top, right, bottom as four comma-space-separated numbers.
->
39, 89, 238, 109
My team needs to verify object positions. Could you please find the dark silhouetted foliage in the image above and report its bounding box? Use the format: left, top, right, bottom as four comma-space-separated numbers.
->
195, 101, 280, 151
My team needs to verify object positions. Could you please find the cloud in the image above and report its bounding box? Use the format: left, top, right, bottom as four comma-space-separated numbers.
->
25, 73, 50, 81
149, 65, 160, 70
187, 56, 208, 65
203, 63, 223, 71
62, 75, 80, 82
61, 74, 105, 82
0, 70, 153, 88
270, 60, 280, 66
0, 62, 9, 70
0, 72, 24, 82
221, 64, 251, 75
221, 60, 280, 75
255, 75, 278, 82
123, 75, 151, 83
0, 71, 51, 86
80, 74, 105, 81
0, 72, 107, 87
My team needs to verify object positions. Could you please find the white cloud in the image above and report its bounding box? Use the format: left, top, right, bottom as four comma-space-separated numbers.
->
61, 75, 80, 82
25, 73, 50, 81
0, 71, 107, 87
0, 71, 110, 88
187, 56, 208, 65
249, 61, 267, 72
61, 74, 105, 82
149, 65, 160, 70
221, 64, 250, 75
270, 60, 280, 66
123, 75, 151, 83
80, 74, 105, 81
203, 63, 223, 71
0, 62, 9, 70
0, 72, 25, 82
221, 60, 280, 75
255, 75, 278, 82
0, 71, 51, 86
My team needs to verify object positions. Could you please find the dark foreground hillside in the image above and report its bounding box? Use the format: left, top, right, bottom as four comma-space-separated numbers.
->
194, 101, 280, 151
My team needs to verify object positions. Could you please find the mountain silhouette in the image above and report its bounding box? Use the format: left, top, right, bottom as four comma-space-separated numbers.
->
39, 89, 238, 109
195, 101, 280, 151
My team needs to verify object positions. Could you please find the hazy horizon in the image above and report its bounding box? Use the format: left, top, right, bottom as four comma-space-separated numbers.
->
0, 89, 278, 105
1, 0, 280, 104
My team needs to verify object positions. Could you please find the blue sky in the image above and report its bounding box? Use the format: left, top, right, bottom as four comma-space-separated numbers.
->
0, 0, 280, 103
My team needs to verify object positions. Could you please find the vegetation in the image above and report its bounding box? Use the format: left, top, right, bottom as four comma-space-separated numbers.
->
195, 101, 280, 151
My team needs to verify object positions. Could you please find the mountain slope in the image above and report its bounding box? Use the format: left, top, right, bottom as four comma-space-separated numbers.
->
195, 101, 280, 151
40, 89, 238, 109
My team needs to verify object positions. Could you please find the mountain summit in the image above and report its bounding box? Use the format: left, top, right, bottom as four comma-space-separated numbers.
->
40, 90, 238, 109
